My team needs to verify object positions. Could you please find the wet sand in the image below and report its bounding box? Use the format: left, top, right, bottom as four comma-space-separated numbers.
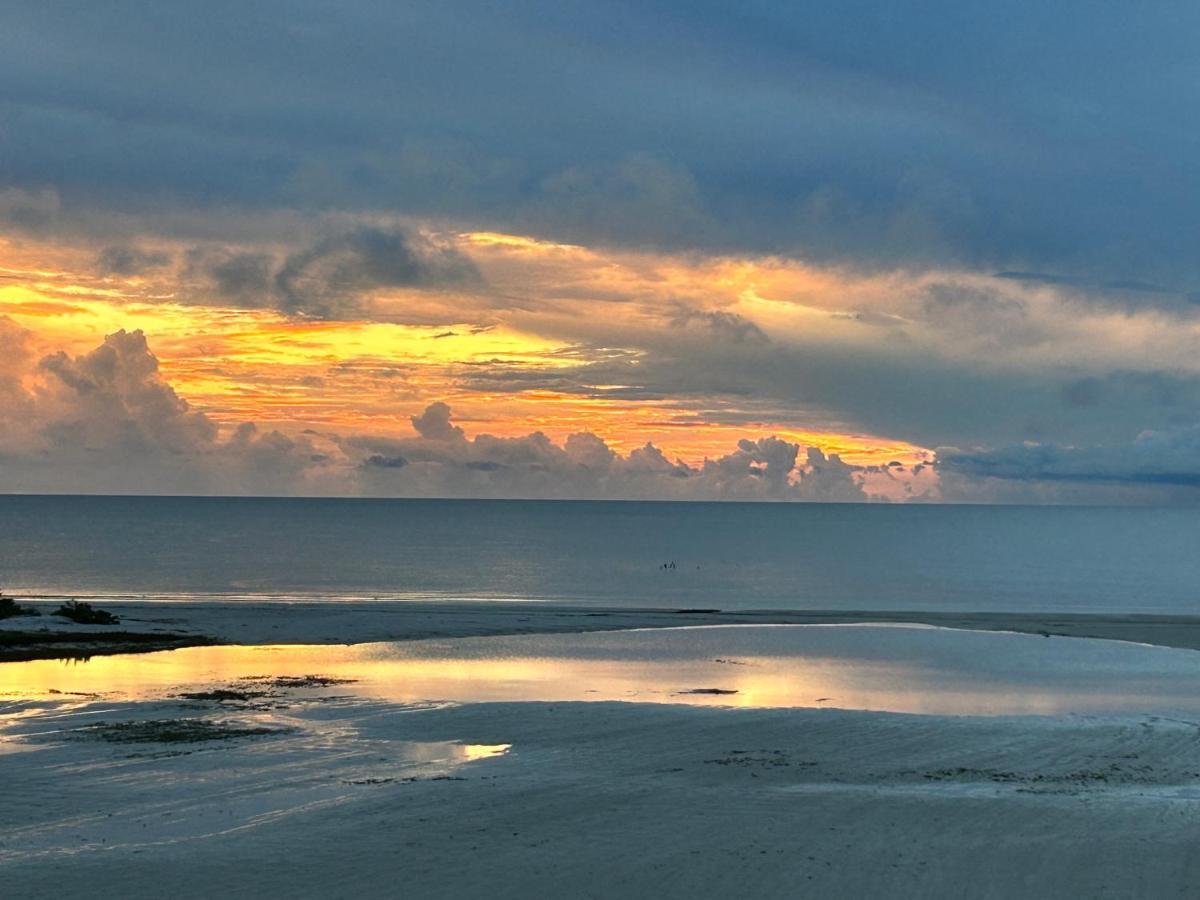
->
5, 692, 1200, 898
6, 598, 1200, 657
7, 602, 1200, 897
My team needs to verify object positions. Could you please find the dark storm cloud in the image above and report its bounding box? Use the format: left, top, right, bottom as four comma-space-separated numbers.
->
3, 1, 1200, 287
180, 225, 479, 316
274, 226, 479, 317
95, 244, 171, 275
207, 251, 274, 301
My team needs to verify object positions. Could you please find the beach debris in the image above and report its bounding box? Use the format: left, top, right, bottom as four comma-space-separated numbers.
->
705, 750, 817, 769
76, 718, 290, 744
176, 688, 274, 702
344, 776, 417, 785
238, 674, 358, 688
52, 600, 120, 625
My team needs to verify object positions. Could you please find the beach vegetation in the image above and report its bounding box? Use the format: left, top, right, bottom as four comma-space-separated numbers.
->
0, 596, 39, 619
52, 600, 121, 625
79, 718, 288, 743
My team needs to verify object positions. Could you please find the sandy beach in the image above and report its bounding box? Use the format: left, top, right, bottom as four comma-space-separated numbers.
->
5, 691, 1200, 898
5, 603, 1200, 897
9, 598, 1200, 657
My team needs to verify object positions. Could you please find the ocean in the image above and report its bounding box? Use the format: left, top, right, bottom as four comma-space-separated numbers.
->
1, 495, 1198, 614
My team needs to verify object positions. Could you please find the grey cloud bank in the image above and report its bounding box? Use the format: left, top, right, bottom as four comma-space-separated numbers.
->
175, 225, 480, 318
2, 1, 1200, 286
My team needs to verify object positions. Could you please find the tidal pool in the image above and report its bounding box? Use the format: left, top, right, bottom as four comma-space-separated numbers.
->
6, 624, 1200, 716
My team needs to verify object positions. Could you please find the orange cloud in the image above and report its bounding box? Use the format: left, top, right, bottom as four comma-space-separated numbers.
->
0, 229, 934, 486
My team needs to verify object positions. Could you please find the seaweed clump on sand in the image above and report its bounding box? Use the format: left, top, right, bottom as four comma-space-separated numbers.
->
176, 688, 275, 703
241, 674, 358, 688
0, 596, 40, 619
79, 718, 288, 744
53, 600, 121, 625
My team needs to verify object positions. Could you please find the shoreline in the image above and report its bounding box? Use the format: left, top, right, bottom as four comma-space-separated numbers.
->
6, 599, 1200, 661
8, 601, 1200, 896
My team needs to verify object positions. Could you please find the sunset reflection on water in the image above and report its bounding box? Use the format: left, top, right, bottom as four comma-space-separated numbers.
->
5, 625, 1200, 718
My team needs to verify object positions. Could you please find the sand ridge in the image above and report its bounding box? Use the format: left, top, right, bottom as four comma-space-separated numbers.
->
7, 598, 1200, 654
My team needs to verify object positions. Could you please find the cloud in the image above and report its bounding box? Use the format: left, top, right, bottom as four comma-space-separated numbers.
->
0, 326, 337, 495
0, 187, 59, 231
95, 244, 171, 276
0, 327, 876, 500
362, 453, 408, 470
177, 225, 481, 317
274, 226, 480, 317
518, 156, 718, 249
934, 425, 1200, 503
410, 401, 464, 441
17, 327, 1200, 504
22, 226, 1200, 464
37, 329, 218, 455
3, 2, 1200, 289
203, 250, 274, 303
353, 402, 873, 501
669, 305, 769, 344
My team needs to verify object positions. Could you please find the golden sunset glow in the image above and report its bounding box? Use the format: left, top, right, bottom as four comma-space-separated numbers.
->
0, 230, 933, 483
0, 637, 1093, 717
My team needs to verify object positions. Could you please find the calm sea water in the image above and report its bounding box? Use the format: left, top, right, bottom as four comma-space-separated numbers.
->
1, 495, 1199, 614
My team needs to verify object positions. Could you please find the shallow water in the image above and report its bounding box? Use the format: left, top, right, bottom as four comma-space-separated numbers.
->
6, 496, 1200, 613
6, 625, 1200, 717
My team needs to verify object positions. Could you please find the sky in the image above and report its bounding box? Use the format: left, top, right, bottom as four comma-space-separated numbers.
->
2, 1, 1200, 502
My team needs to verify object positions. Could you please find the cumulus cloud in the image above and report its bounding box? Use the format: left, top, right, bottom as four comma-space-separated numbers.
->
22, 324, 1200, 505
0, 324, 337, 495
37, 329, 218, 455
410, 401, 465, 441
352, 403, 875, 501
0, 327, 876, 500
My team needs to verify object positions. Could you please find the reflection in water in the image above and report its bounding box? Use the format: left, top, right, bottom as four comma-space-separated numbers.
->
384, 741, 511, 765
5, 624, 1200, 716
